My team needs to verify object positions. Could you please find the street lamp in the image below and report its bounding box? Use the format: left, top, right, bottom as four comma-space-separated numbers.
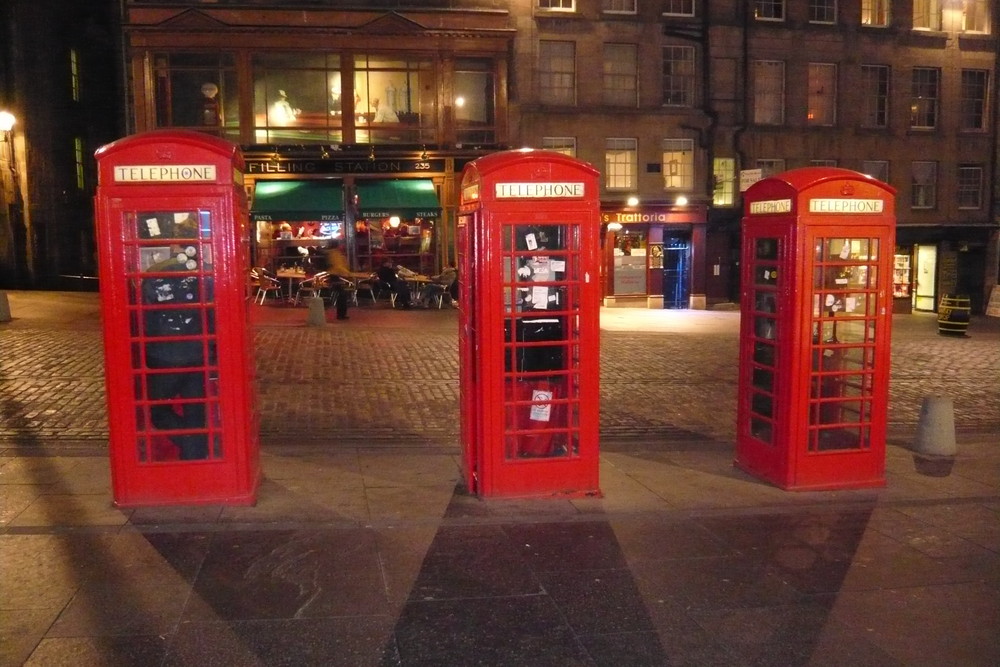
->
0, 108, 29, 287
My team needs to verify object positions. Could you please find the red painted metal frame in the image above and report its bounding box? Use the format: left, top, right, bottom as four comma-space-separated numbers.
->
458, 150, 601, 498
736, 168, 896, 490
95, 130, 260, 507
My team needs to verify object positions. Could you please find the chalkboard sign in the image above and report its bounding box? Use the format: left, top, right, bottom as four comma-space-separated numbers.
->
987, 284, 1000, 318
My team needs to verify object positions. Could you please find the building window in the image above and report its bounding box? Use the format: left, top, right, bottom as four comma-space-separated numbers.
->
861, 65, 889, 128
153, 52, 238, 138
757, 159, 786, 177
455, 59, 497, 145
810, 160, 837, 167
753, 60, 785, 125
713, 158, 736, 206
604, 44, 638, 107
960, 70, 989, 130
861, 0, 890, 26
542, 136, 577, 157
809, 0, 837, 23
910, 68, 939, 129
539, 41, 576, 106
662, 46, 696, 107
538, 0, 575, 10
605, 138, 637, 190
911, 161, 937, 209
73, 137, 85, 190
663, 0, 695, 16
70, 49, 80, 102
251, 53, 346, 145
353, 55, 435, 145
957, 165, 983, 209
755, 0, 785, 21
913, 0, 942, 30
662, 139, 695, 190
602, 0, 637, 13
862, 160, 889, 182
962, 0, 989, 32
807, 63, 837, 126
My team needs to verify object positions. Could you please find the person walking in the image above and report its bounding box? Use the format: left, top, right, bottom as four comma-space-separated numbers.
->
325, 240, 352, 320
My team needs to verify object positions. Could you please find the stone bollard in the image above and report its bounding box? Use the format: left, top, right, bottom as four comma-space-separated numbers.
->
0, 291, 11, 323
306, 296, 327, 327
913, 396, 957, 457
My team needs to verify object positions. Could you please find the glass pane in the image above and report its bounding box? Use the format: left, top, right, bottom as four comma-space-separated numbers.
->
752, 366, 773, 391
754, 290, 777, 313
754, 316, 777, 340
753, 341, 775, 366
504, 377, 573, 459
755, 265, 778, 285
751, 391, 773, 418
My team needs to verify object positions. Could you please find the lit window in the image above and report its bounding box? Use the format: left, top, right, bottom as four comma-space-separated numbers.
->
74, 137, 85, 190
962, 0, 989, 33
910, 161, 937, 209
663, 0, 695, 17
957, 165, 983, 209
605, 138, 637, 190
70, 49, 80, 102
662, 45, 696, 107
538, 0, 575, 10
862, 160, 889, 182
913, 0, 941, 30
539, 41, 576, 106
712, 158, 736, 207
755, 0, 785, 21
910, 67, 939, 129
753, 60, 785, 125
352, 54, 435, 145
542, 137, 577, 157
455, 59, 497, 145
809, 0, 837, 23
662, 139, 695, 190
604, 44, 638, 107
861, 64, 889, 128
960, 70, 989, 130
807, 63, 837, 126
861, 0, 890, 26
153, 52, 237, 138
602, 0, 636, 13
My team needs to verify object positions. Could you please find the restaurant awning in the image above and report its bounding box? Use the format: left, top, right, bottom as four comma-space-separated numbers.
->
250, 180, 345, 222
356, 179, 440, 219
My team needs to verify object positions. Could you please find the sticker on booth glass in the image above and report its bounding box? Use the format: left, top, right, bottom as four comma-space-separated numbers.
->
532, 286, 549, 308
185, 260, 198, 271
184, 246, 197, 257
529, 390, 553, 422
839, 242, 851, 260
176, 252, 189, 264
551, 260, 566, 275
146, 218, 162, 237
525, 233, 538, 251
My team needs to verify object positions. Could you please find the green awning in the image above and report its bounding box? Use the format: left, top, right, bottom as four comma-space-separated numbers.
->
356, 179, 440, 219
251, 180, 344, 222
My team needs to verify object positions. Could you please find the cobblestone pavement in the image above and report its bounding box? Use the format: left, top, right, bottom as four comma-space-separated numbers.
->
1, 291, 997, 448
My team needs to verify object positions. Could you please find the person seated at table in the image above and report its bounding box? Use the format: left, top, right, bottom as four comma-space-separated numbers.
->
325, 240, 352, 320
376, 258, 412, 309
419, 263, 457, 308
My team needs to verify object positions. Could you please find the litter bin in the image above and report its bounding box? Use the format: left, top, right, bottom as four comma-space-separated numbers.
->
937, 294, 970, 336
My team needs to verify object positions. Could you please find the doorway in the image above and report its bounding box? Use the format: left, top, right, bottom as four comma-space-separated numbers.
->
662, 235, 690, 309
913, 244, 937, 311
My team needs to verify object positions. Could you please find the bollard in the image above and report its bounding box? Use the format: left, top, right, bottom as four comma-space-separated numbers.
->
306, 296, 327, 327
913, 396, 957, 457
0, 291, 11, 322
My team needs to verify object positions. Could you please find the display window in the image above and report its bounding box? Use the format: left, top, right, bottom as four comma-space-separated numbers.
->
611, 226, 647, 294
354, 216, 435, 274
152, 53, 239, 141
252, 53, 344, 144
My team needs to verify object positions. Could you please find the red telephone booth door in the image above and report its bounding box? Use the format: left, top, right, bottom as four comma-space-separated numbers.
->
737, 167, 894, 491
95, 130, 259, 507
458, 150, 601, 498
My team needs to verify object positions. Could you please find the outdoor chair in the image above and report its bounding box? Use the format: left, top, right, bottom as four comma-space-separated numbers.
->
252, 268, 283, 305
294, 271, 329, 305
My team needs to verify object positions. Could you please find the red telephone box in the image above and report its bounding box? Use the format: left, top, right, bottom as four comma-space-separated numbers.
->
458, 150, 601, 498
736, 167, 895, 491
94, 130, 260, 507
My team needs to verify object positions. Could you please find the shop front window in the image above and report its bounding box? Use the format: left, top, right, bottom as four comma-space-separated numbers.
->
153, 53, 239, 141
253, 53, 343, 145
354, 55, 435, 145
612, 227, 647, 295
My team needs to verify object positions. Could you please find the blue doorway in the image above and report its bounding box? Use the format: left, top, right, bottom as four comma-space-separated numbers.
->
662, 235, 690, 309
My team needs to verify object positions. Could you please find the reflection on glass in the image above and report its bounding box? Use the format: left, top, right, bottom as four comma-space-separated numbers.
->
753, 341, 775, 366
751, 392, 773, 418
754, 290, 777, 313
751, 418, 773, 444
754, 316, 777, 340
752, 367, 773, 392
755, 237, 778, 259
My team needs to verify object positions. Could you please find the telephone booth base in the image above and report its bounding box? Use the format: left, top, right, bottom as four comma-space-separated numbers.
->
734, 455, 885, 492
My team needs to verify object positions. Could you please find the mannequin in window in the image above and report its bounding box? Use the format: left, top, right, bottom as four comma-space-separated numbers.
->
270, 89, 300, 126
200, 82, 220, 126
372, 98, 399, 123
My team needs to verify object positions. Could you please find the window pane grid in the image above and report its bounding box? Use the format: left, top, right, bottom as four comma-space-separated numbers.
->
961, 70, 989, 130
957, 166, 983, 209
663, 0, 695, 16
913, 0, 942, 30
713, 158, 736, 206
662, 139, 695, 190
662, 46, 695, 107
605, 138, 637, 190
809, 0, 837, 23
542, 136, 577, 157
910, 68, 939, 129
540, 41, 576, 106
603, 44, 638, 107
861, 0, 890, 26
861, 65, 889, 128
808, 63, 837, 126
602, 0, 637, 13
755, 0, 785, 20
911, 161, 937, 209
753, 60, 785, 125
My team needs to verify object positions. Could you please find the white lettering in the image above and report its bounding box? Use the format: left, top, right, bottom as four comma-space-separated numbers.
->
494, 182, 585, 199
113, 164, 217, 183
808, 198, 884, 214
